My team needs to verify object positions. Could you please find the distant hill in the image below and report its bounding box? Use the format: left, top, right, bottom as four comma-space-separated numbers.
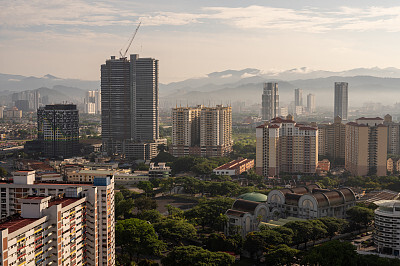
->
3, 67, 400, 107
0, 73, 98, 92
159, 67, 400, 106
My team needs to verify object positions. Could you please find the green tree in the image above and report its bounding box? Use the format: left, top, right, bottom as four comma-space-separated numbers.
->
319, 217, 347, 240
0, 167, 7, 177
204, 233, 242, 253
136, 162, 149, 171
185, 197, 234, 230
115, 218, 166, 262
134, 196, 157, 212
302, 240, 358, 266
166, 204, 184, 219
309, 219, 328, 244
115, 191, 124, 205
264, 244, 299, 266
116, 198, 135, 220
161, 245, 235, 266
346, 206, 374, 229
284, 221, 313, 248
137, 181, 154, 194
154, 218, 197, 244
272, 226, 294, 246
137, 209, 163, 223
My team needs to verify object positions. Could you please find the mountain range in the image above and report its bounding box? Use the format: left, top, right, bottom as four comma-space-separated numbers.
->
1, 67, 400, 106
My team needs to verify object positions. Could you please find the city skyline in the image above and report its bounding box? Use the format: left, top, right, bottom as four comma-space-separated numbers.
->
2, 1, 400, 83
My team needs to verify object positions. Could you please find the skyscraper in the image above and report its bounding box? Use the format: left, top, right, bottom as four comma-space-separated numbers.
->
295, 88, 303, 106
334, 82, 348, 120
307, 93, 316, 113
84, 90, 101, 114
37, 104, 79, 158
262, 82, 279, 121
101, 54, 162, 159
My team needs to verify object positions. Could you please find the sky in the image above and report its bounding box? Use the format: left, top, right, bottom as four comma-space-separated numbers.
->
2, 0, 400, 83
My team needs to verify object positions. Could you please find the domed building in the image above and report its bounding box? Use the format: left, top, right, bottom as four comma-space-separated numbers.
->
225, 192, 269, 237
267, 184, 356, 219
237, 192, 268, 203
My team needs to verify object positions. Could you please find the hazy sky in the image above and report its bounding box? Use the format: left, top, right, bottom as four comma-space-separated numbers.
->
2, 0, 400, 83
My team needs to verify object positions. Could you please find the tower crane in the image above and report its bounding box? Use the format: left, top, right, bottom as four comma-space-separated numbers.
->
119, 22, 141, 58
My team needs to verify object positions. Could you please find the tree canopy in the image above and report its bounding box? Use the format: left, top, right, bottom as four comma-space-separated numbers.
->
161, 245, 235, 266
115, 218, 166, 262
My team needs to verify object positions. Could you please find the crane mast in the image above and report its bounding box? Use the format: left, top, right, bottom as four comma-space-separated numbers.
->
119, 22, 141, 58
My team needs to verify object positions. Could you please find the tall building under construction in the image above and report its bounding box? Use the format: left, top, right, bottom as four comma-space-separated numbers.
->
101, 54, 164, 160
172, 105, 232, 157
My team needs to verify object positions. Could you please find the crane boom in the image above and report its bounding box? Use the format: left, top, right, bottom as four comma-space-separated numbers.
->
120, 22, 141, 58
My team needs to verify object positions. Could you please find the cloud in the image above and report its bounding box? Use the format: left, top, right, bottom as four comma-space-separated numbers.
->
2, 2, 400, 34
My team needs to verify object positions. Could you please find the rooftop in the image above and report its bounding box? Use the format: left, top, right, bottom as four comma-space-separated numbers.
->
0, 216, 39, 234
215, 159, 254, 171
47, 197, 81, 208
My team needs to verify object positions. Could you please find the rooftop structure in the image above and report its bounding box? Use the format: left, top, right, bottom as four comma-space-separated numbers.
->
213, 158, 254, 176
374, 200, 400, 258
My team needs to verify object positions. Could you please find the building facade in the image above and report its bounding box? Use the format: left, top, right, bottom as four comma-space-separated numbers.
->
374, 200, 400, 257
256, 115, 318, 177
294, 88, 303, 107
334, 82, 348, 121
213, 158, 254, 176
345, 117, 387, 176
37, 104, 79, 158
307, 93, 316, 113
101, 54, 161, 160
267, 184, 356, 220
85, 90, 101, 114
0, 172, 115, 265
318, 116, 346, 165
261, 83, 279, 121
383, 114, 400, 155
171, 105, 232, 157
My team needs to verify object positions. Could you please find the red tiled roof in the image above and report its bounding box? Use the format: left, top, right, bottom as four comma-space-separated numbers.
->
47, 198, 81, 208
25, 196, 47, 200
0, 217, 39, 234
269, 124, 280, 128
215, 159, 254, 170
357, 117, 383, 120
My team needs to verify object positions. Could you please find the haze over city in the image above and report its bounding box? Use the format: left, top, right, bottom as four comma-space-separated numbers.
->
2, 1, 400, 265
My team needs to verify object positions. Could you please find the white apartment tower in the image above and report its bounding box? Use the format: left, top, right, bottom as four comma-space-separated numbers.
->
0, 172, 115, 265
256, 115, 318, 176
85, 90, 101, 114
172, 105, 232, 157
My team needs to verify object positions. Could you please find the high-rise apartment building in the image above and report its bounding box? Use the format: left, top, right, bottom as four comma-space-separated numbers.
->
345, 117, 387, 176
171, 105, 232, 157
318, 116, 346, 165
101, 54, 161, 159
0, 172, 115, 265
12, 90, 40, 111
307, 93, 316, 113
256, 115, 318, 176
262, 83, 279, 121
85, 90, 101, 114
334, 82, 348, 121
294, 88, 303, 107
383, 114, 400, 155
37, 104, 79, 158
